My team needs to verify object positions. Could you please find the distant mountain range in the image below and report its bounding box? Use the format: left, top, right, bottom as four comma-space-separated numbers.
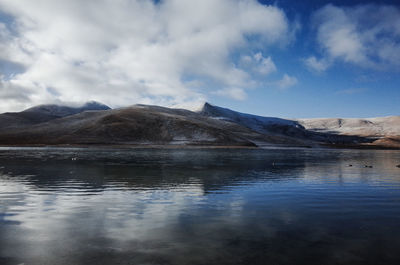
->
0, 101, 398, 149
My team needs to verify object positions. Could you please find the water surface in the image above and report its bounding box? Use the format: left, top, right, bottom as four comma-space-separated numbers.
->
1, 147, 400, 265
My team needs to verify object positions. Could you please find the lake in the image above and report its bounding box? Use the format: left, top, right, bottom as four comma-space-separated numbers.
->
1, 147, 400, 265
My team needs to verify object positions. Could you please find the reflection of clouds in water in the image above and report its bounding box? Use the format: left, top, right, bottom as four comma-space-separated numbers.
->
299, 150, 400, 184
103, 188, 206, 241
0, 172, 269, 264
2, 173, 252, 264
1, 148, 400, 264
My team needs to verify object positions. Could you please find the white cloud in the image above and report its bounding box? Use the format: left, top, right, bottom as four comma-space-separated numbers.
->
214, 87, 247, 101
276, 74, 298, 90
240, 52, 276, 75
0, 0, 293, 112
303, 56, 330, 72
311, 4, 400, 70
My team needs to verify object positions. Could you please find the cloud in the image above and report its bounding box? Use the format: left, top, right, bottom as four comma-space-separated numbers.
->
0, 77, 35, 112
303, 56, 330, 73
276, 74, 298, 90
310, 4, 400, 71
0, 78, 31, 101
214, 87, 247, 101
0, 0, 293, 112
239, 52, 277, 75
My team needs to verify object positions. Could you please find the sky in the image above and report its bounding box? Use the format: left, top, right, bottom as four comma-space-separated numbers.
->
0, 0, 399, 118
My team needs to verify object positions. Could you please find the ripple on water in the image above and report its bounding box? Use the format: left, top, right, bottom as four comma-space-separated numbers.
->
0, 148, 400, 265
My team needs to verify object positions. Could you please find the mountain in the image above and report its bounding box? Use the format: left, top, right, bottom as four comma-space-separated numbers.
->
200, 102, 302, 133
297, 116, 400, 137
297, 116, 400, 148
0, 104, 257, 146
0, 101, 110, 130
0, 102, 398, 148
0, 103, 318, 147
199, 103, 374, 147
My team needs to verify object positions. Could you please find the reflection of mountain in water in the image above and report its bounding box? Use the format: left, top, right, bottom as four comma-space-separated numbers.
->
0, 149, 309, 193
2, 148, 400, 193
1, 148, 400, 265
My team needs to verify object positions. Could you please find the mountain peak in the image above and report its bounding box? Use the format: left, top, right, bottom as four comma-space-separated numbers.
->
199, 102, 215, 113
81, 101, 111, 110
199, 102, 232, 117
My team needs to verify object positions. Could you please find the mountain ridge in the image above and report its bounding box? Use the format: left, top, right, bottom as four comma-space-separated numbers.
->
0, 101, 398, 148
0, 101, 110, 131
23, 101, 110, 116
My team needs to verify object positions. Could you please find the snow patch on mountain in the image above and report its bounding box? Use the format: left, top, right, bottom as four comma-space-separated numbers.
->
297, 116, 400, 137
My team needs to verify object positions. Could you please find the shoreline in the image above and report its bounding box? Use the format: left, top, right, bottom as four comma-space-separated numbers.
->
0, 143, 399, 150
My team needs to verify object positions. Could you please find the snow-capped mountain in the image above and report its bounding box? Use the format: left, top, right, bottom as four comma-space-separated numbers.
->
0, 102, 398, 148
297, 116, 400, 137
